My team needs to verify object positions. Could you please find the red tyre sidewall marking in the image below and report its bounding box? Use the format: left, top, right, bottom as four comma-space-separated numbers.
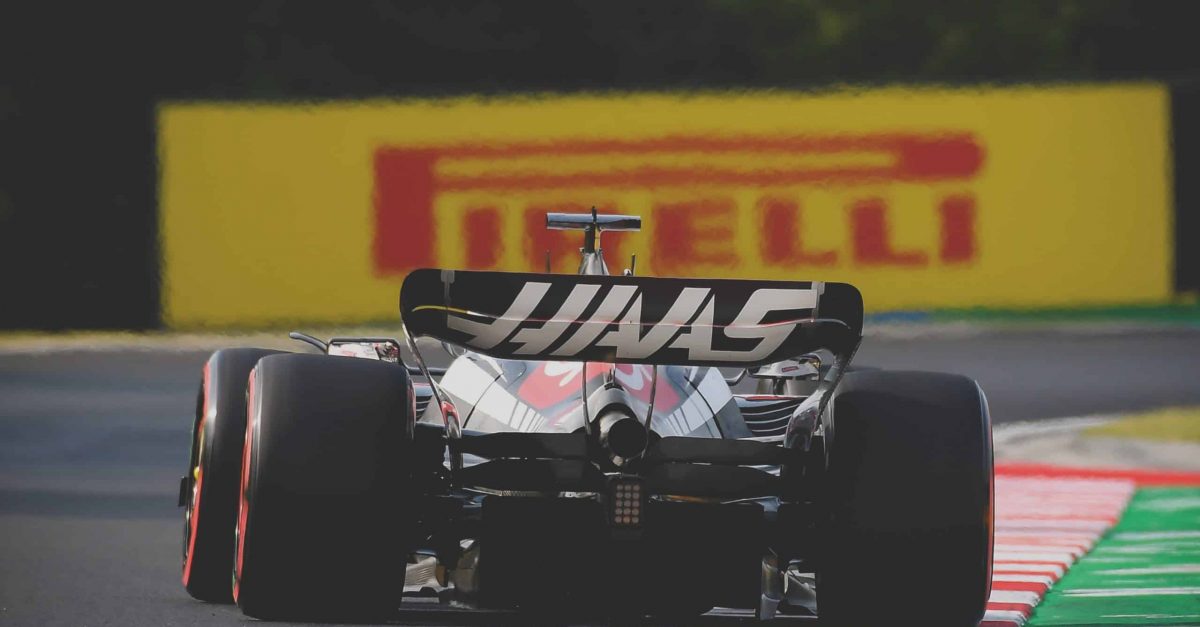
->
233, 368, 256, 603
984, 415, 996, 599
182, 361, 212, 586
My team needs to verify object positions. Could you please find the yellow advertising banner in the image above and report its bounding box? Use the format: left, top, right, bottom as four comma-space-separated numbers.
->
159, 84, 1172, 328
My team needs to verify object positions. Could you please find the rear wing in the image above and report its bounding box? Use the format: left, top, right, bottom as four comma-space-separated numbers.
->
399, 269, 862, 368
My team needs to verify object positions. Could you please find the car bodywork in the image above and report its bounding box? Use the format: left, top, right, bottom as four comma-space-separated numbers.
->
184, 210, 992, 622
320, 211, 865, 616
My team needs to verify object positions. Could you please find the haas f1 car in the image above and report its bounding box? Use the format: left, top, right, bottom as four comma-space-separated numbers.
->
180, 212, 994, 625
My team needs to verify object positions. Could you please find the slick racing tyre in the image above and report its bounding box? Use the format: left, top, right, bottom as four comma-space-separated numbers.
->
182, 348, 285, 603
817, 370, 993, 627
233, 354, 414, 621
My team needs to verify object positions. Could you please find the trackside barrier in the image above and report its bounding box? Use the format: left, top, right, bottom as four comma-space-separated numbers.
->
159, 85, 1172, 327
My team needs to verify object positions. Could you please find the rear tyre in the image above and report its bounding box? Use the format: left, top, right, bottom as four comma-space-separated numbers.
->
233, 354, 415, 621
817, 370, 993, 627
182, 348, 285, 603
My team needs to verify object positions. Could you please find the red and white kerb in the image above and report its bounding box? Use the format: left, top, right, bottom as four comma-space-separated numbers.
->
980, 470, 1137, 627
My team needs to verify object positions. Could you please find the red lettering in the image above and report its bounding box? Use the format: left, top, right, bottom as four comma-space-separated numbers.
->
758, 197, 837, 266
373, 149, 436, 273
653, 199, 738, 274
851, 198, 928, 266
940, 195, 976, 263
464, 207, 502, 268
898, 135, 984, 180
373, 134, 985, 276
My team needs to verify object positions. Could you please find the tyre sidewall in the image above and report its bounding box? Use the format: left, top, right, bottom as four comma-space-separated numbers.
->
183, 347, 285, 602
818, 370, 993, 626
235, 354, 413, 620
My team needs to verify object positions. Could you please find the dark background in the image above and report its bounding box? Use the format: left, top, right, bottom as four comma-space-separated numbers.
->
2, 0, 1198, 330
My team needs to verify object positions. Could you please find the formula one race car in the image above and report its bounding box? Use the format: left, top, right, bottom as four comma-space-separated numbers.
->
180, 211, 993, 625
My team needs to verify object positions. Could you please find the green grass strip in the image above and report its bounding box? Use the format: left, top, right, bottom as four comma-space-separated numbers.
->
930, 303, 1200, 325
1028, 487, 1200, 625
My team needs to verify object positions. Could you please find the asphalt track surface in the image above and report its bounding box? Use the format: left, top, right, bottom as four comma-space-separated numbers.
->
2, 327, 1199, 626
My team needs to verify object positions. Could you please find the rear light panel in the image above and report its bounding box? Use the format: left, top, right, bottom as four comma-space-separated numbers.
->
609, 476, 644, 527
